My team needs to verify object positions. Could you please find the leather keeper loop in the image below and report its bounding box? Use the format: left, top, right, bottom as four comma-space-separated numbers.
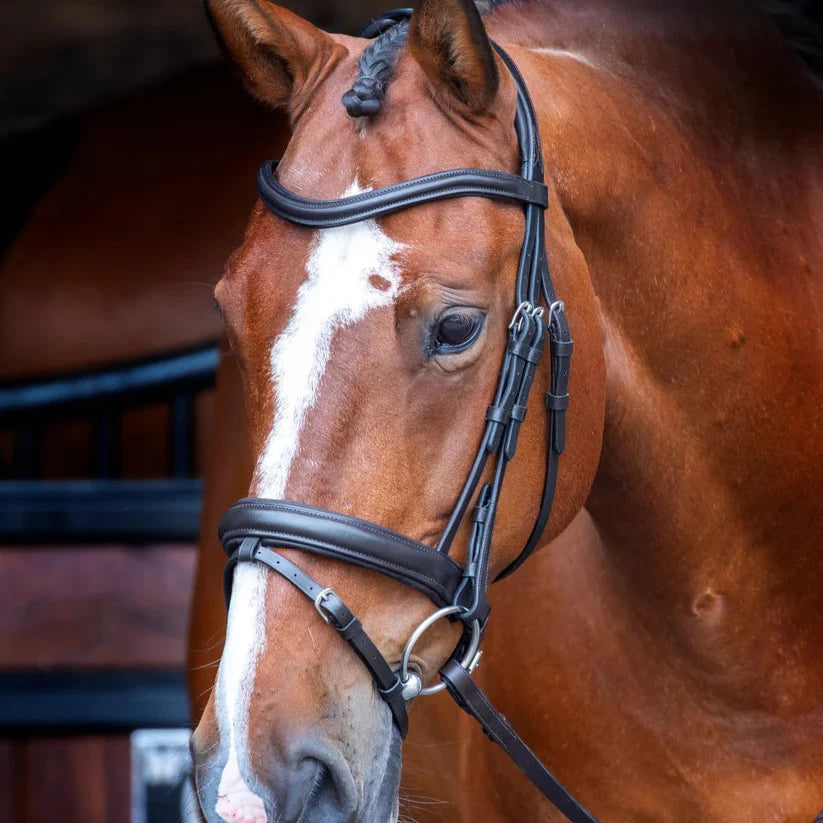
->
511, 404, 528, 422
551, 339, 574, 357
462, 561, 479, 579
238, 536, 258, 563
486, 405, 509, 424
471, 483, 493, 526
510, 340, 543, 364
378, 677, 404, 699
546, 392, 569, 411
338, 616, 361, 640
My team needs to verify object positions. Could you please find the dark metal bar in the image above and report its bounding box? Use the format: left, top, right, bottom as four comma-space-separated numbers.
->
0, 342, 219, 542
170, 391, 195, 478
0, 670, 190, 731
92, 407, 119, 479
14, 423, 41, 479
0, 342, 219, 421
0, 479, 204, 542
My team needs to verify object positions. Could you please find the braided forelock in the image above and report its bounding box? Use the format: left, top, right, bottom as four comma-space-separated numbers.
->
341, 1, 511, 118
341, 19, 410, 117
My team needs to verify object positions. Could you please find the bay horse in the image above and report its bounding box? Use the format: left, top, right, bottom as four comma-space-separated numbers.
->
188, 0, 823, 821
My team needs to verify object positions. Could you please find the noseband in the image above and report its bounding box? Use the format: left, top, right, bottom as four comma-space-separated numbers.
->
219, 11, 599, 823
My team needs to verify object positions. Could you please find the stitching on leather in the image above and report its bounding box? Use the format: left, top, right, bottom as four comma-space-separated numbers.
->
262, 185, 547, 221
225, 499, 463, 574
258, 165, 547, 226
271, 179, 544, 209
260, 530, 450, 596
226, 499, 426, 547
261, 163, 543, 208
224, 526, 454, 601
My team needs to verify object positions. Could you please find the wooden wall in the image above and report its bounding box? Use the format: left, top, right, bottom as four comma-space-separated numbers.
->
0, 390, 204, 822
0, 736, 132, 823
0, 542, 196, 823
0, 545, 195, 671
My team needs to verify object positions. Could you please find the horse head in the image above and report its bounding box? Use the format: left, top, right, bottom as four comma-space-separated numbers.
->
190, 1, 605, 821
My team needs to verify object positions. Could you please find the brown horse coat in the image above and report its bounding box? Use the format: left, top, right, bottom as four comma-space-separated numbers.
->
189, 1, 823, 820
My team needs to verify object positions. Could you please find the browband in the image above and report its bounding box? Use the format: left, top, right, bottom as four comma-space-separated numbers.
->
220, 498, 464, 608
257, 162, 548, 228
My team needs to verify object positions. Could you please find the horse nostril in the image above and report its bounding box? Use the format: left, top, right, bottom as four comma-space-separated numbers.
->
300, 759, 348, 820
277, 756, 323, 822
302, 759, 329, 804
298, 755, 357, 823
272, 749, 358, 823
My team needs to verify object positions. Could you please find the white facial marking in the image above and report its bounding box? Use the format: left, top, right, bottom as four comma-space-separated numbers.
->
215, 564, 269, 823
214, 178, 405, 822
255, 178, 406, 498
215, 747, 267, 823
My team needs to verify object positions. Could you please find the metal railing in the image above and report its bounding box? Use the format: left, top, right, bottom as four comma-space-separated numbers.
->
0, 342, 219, 542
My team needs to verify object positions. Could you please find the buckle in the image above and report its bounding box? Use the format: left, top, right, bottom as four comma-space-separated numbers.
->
313, 587, 336, 624
508, 301, 534, 333
548, 300, 566, 335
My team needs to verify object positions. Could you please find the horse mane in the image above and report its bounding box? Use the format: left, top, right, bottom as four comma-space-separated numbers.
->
341, 1, 506, 117
759, 0, 823, 79
341, 0, 823, 117
342, 19, 409, 117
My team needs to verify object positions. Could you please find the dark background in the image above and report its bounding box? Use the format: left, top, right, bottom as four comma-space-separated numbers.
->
1, 0, 384, 254
2, 0, 382, 138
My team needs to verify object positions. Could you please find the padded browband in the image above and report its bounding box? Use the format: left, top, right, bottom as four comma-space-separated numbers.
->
219, 498, 464, 608
257, 161, 549, 228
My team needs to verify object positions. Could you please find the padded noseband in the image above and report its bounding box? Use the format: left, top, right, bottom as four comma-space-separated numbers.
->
220, 498, 464, 609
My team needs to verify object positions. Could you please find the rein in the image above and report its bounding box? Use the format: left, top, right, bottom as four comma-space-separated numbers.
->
219, 11, 599, 822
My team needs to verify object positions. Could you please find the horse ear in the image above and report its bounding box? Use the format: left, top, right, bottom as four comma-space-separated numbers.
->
408, 0, 499, 112
205, 0, 340, 111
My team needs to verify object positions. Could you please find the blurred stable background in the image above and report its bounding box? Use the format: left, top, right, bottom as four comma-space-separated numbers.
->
0, 1, 373, 821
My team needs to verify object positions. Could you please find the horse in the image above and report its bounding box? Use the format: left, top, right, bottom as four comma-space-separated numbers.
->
187, 0, 823, 820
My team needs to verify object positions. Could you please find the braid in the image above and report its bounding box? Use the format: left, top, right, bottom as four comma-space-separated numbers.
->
342, 20, 410, 118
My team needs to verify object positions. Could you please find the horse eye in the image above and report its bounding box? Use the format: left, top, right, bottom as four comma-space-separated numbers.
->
433, 311, 484, 353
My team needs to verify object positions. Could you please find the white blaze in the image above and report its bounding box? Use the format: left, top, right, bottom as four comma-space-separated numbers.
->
254, 181, 405, 498
214, 179, 405, 822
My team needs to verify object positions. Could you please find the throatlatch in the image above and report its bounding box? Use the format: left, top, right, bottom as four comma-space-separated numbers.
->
220, 10, 598, 823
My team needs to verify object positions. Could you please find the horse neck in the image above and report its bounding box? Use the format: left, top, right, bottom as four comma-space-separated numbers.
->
497, 1, 823, 706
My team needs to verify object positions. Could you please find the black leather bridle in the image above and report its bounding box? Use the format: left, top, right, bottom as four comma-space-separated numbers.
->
220, 11, 600, 823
